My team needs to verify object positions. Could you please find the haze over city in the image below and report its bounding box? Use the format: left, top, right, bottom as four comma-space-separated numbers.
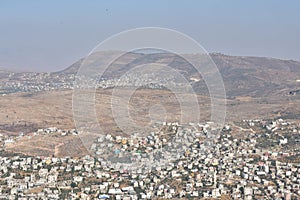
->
0, 0, 300, 71
1, 1, 300, 199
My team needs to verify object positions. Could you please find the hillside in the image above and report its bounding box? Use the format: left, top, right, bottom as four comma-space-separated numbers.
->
1, 53, 300, 156
57, 52, 300, 98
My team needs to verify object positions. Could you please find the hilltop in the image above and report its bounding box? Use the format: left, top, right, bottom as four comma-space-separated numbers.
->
1, 52, 300, 98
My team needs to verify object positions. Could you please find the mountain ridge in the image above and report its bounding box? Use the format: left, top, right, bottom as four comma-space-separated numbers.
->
1, 52, 299, 98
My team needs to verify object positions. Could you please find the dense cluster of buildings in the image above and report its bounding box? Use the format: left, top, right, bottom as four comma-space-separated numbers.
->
0, 72, 75, 94
0, 70, 190, 95
0, 119, 299, 199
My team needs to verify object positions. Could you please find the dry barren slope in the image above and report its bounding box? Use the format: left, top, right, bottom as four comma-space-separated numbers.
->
1, 88, 299, 133
1, 88, 300, 157
57, 52, 300, 97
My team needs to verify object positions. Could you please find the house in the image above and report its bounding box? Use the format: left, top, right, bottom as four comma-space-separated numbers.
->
73, 176, 83, 182
98, 194, 110, 199
108, 188, 123, 195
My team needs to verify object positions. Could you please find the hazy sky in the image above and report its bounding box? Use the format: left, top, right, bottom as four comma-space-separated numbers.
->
0, 0, 300, 72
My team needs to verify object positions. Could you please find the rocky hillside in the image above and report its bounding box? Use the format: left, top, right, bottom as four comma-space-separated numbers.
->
1, 52, 300, 98
58, 52, 300, 98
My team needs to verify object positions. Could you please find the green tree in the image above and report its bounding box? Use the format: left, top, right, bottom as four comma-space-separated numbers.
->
71, 182, 77, 188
